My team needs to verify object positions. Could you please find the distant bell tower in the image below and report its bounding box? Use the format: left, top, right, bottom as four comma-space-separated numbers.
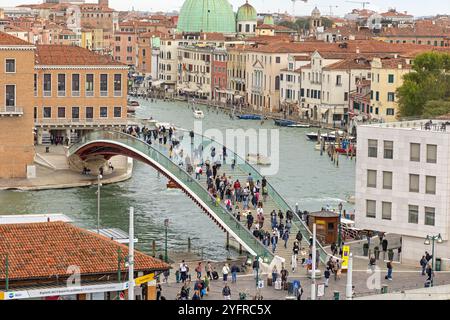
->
98, 0, 109, 7
309, 7, 322, 34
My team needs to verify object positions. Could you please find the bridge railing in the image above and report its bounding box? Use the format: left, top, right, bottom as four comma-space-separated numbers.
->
175, 129, 331, 263
69, 130, 274, 262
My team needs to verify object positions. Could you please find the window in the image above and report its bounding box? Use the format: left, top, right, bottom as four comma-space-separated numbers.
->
5, 85, 15, 107
366, 200, 376, 218
386, 108, 395, 116
114, 74, 122, 96
5, 59, 15, 73
100, 74, 108, 96
34, 74, 37, 96
382, 202, 392, 220
388, 74, 394, 83
57, 107, 65, 118
367, 170, 377, 188
336, 75, 342, 86
72, 74, 80, 95
85, 74, 94, 97
410, 143, 420, 162
424, 207, 435, 226
409, 174, 420, 193
57, 74, 66, 96
100, 106, 108, 118
408, 205, 419, 224
43, 74, 52, 96
275, 57, 281, 63
72, 107, 79, 119
114, 106, 122, 118
375, 91, 379, 101
387, 92, 395, 102
86, 107, 94, 119
383, 171, 393, 190
384, 140, 393, 159
43, 107, 51, 118
368, 139, 377, 157
426, 144, 437, 163
425, 176, 436, 195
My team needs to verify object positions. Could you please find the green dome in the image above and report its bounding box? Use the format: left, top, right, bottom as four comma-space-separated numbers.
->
177, 0, 236, 33
263, 15, 274, 25
237, 1, 257, 22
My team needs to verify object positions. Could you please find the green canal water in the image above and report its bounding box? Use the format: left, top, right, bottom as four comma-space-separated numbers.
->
0, 99, 356, 260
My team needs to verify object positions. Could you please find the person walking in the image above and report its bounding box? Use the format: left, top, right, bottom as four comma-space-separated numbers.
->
324, 268, 331, 287
222, 284, 231, 300
420, 256, 427, 276
291, 253, 298, 273
222, 263, 230, 283
206, 261, 213, 280
271, 231, 278, 253
272, 265, 278, 283
252, 257, 260, 279
426, 263, 434, 284
231, 263, 239, 284
385, 261, 393, 281
282, 229, 290, 248
195, 262, 202, 279
180, 260, 188, 283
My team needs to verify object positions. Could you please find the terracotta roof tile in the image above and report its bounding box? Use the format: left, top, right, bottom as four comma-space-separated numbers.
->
0, 222, 170, 281
0, 31, 32, 46
35, 45, 126, 66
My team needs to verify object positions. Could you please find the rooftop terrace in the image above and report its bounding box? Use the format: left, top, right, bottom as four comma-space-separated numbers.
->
364, 119, 450, 133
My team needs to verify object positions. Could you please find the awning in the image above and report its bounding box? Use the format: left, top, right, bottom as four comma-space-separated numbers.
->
151, 80, 163, 87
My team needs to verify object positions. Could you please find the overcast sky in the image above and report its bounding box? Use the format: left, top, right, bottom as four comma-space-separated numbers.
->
4, 0, 449, 17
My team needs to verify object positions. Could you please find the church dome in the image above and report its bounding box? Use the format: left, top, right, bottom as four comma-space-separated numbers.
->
262, 14, 274, 25
237, 1, 257, 22
177, 0, 236, 33
311, 7, 321, 17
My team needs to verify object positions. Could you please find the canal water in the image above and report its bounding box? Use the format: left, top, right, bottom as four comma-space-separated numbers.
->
0, 99, 355, 260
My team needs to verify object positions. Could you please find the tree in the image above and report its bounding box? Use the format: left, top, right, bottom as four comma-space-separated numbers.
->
277, 20, 298, 31
422, 100, 450, 118
397, 52, 450, 117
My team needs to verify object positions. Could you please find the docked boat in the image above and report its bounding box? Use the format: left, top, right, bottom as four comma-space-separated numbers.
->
127, 100, 140, 114
237, 114, 262, 120
193, 109, 205, 119
306, 130, 355, 142
274, 119, 297, 127
288, 124, 311, 128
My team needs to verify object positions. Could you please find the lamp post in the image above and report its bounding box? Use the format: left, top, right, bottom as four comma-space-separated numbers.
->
424, 234, 443, 286
96, 174, 103, 234
338, 202, 343, 248
255, 255, 260, 289
164, 219, 169, 263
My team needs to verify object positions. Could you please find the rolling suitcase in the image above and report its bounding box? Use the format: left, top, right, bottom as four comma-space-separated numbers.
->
274, 279, 282, 290
267, 278, 273, 287
212, 271, 219, 280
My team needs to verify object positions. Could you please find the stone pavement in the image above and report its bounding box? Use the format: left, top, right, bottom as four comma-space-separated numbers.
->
0, 145, 133, 190
158, 255, 450, 300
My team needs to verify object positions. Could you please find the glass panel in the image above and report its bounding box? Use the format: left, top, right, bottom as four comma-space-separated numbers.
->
409, 174, 419, 192
367, 170, 377, 188
410, 143, 420, 162
384, 141, 393, 159
382, 202, 392, 220
426, 176, 436, 194
424, 207, 435, 226
408, 205, 418, 224
368, 139, 377, 158
383, 171, 392, 190
426, 145, 437, 164
366, 200, 376, 218
5, 85, 15, 106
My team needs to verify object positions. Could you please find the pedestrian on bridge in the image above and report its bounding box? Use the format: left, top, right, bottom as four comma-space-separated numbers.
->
271, 231, 278, 253
282, 229, 290, 248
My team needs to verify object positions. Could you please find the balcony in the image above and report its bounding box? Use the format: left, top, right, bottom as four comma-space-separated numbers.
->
0, 106, 24, 117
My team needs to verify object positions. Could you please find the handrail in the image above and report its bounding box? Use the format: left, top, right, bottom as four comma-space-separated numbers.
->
69, 130, 274, 261
174, 128, 331, 263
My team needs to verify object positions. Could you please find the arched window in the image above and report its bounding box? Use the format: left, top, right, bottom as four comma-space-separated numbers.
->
167, 52, 172, 60
275, 76, 280, 90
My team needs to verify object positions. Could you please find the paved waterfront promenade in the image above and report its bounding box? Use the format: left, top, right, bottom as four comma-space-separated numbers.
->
0, 146, 133, 190
160, 256, 450, 300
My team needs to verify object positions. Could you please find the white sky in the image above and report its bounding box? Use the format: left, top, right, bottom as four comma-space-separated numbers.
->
2, 0, 448, 17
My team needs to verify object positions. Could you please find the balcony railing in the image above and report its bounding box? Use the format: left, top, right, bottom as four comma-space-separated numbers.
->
0, 106, 24, 116
72, 91, 80, 97
114, 90, 122, 97
58, 90, 66, 97
100, 91, 108, 97
43, 91, 51, 97
85, 91, 94, 97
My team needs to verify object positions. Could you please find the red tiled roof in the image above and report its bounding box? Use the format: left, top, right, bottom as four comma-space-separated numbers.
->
35, 45, 125, 66
323, 57, 372, 70
0, 222, 170, 281
0, 31, 32, 46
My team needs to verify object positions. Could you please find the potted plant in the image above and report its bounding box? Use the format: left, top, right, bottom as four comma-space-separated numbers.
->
374, 246, 380, 260
388, 249, 394, 261
363, 243, 369, 256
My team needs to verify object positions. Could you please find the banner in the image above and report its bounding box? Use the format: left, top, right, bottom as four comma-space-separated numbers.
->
341, 245, 350, 270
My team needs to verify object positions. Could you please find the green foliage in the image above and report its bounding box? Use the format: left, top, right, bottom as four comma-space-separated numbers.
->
422, 100, 450, 118
397, 52, 450, 118
277, 20, 298, 30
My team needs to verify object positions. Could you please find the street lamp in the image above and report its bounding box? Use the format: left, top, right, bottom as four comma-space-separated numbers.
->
424, 234, 443, 286
255, 255, 260, 289
164, 219, 169, 263
96, 174, 103, 234
338, 202, 343, 248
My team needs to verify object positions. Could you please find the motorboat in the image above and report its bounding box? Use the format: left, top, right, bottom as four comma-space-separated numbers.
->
193, 109, 205, 119
237, 114, 262, 120
274, 119, 296, 127
306, 130, 355, 142
287, 124, 311, 128
127, 100, 140, 114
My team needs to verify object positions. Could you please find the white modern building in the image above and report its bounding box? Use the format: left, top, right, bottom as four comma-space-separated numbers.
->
355, 120, 450, 266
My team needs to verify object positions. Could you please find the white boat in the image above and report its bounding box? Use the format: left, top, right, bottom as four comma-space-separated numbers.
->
193, 110, 205, 119
288, 124, 311, 128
